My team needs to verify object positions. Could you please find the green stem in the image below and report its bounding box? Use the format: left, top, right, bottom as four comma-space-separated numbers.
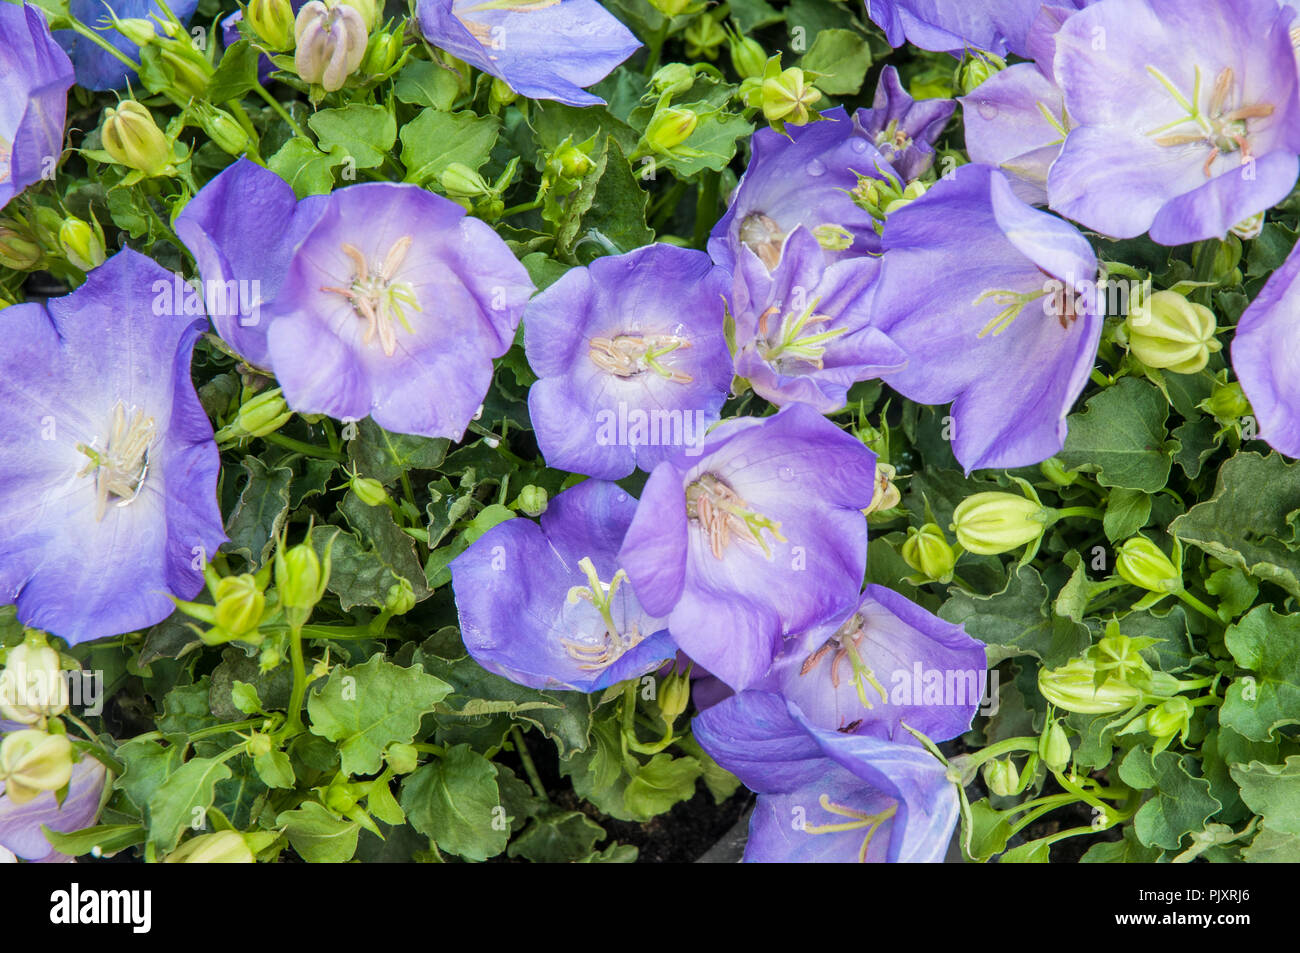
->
500, 199, 542, 218
1176, 588, 1222, 624
644, 21, 671, 75
253, 81, 311, 140
510, 726, 550, 804
67, 18, 140, 71
261, 431, 345, 462
1054, 506, 1104, 521
281, 623, 307, 739
965, 736, 1039, 770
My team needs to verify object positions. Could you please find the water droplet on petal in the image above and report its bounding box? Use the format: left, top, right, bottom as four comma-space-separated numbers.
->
976, 100, 998, 120
850, 138, 868, 154
778, 465, 794, 481
806, 159, 827, 176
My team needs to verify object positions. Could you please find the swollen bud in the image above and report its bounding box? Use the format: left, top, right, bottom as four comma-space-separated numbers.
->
112, 16, 157, 47
247, 0, 296, 50
234, 388, 292, 438
1038, 658, 1145, 714
350, 474, 389, 508
1039, 721, 1071, 772
1126, 290, 1220, 374
490, 77, 517, 109
760, 62, 822, 127
213, 574, 267, 638
1145, 696, 1192, 749
512, 484, 548, 517
275, 530, 333, 628
102, 101, 173, 176
1115, 536, 1180, 594
727, 28, 766, 80
983, 758, 1020, 797
644, 106, 699, 153
1201, 380, 1250, 422
658, 671, 691, 724
955, 50, 1006, 94
0, 224, 42, 270
58, 216, 106, 271
197, 106, 251, 157
384, 577, 416, 616
647, 0, 696, 15
648, 62, 694, 97
951, 492, 1049, 556
0, 631, 69, 725
901, 523, 956, 583
0, 729, 74, 805
385, 742, 419, 774
164, 830, 256, 863
439, 162, 492, 199
294, 0, 368, 92
684, 14, 726, 60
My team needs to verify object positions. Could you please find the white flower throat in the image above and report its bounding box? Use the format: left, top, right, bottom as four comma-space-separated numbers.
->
322, 236, 422, 357
76, 401, 156, 521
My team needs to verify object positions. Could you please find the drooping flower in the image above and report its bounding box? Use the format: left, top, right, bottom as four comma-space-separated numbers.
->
1231, 241, 1300, 457
450, 480, 676, 692
756, 584, 985, 741
872, 163, 1101, 472
861, 0, 1089, 58
415, 0, 640, 107
54, 0, 200, 91
524, 244, 732, 479
857, 65, 955, 182
708, 107, 900, 273
1047, 0, 1300, 244
175, 158, 324, 369
730, 226, 905, 413
0, 748, 106, 862
261, 182, 533, 438
0, 3, 74, 211
0, 249, 226, 644
693, 690, 959, 862
618, 403, 876, 691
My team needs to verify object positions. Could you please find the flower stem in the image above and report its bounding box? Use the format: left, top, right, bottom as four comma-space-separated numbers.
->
510, 726, 550, 803
261, 431, 345, 462
253, 80, 311, 140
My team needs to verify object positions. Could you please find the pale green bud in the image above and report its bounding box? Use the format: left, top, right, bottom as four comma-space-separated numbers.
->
1038, 658, 1145, 714
1116, 536, 1180, 594
1201, 380, 1250, 421
164, 830, 256, 863
901, 523, 956, 582
198, 106, 251, 157
102, 101, 172, 176
57, 216, 106, 271
386, 742, 419, 775
1039, 721, 1071, 772
235, 388, 292, 437
0, 730, 74, 805
951, 492, 1048, 556
0, 225, 42, 271
247, 0, 296, 50
384, 577, 417, 616
513, 484, 548, 517
1039, 456, 1077, 486
728, 30, 766, 80
0, 632, 69, 724
1126, 290, 1220, 374
439, 162, 492, 199
658, 671, 691, 724
643, 106, 699, 152
213, 574, 266, 638
983, 758, 1020, 797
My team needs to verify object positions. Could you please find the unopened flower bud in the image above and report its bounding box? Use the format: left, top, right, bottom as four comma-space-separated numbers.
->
384, 577, 416, 616
439, 162, 491, 199
648, 0, 694, 16
1192, 236, 1242, 287
551, 141, 595, 180
644, 106, 698, 153
658, 671, 691, 723
350, 474, 389, 507
901, 523, 956, 582
386, 742, 419, 774
294, 1, 368, 92
113, 16, 157, 46
324, 779, 361, 814
1039, 456, 1077, 486
648, 62, 693, 96
213, 574, 266, 637
198, 107, 251, 157
513, 484, 548, 517
956, 50, 1006, 94
1126, 290, 1220, 374
363, 29, 403, 75
275, 535, 330, 624
951, 492, 1048, 556
1038, 658, 1145, 714
235, 388, 291, 437
0, 729, 74, 805
58, 216, 106, 271
728, 30, 766, 80
0, 225, 42, 270
761, 65, 822, 126
1145, 696, 1192, 744
1201, 380, 1250, 421
164, 830, 255, 863
684, 14, 726, 60
158, 45, 212, 98
247, 0, 296, 49
1039, 721, 1071, 772
983, 758, 1020, 797
102, 101, 172, 176
1116, 536, 1180, 594
0, 632, 69, 724
489, 77, 517, 109
246, 732, 273, 757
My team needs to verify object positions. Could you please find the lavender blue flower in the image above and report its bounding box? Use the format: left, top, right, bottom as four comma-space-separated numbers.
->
757, 584, 985, 741
55, 0, 200, 91
0, 250, 226, 644
1231, 241, 1300, 457
262, 182, 534, 438
862, 0, 1088, 58
415, 0, 640, 107
858, 65, 955, 182
618, 403, 876, 691
961, 62, 1067, 206
524, 244, 732, 479
693, 690, 959, 862
1047, 0, 1300, 244
0, 3, 74, 211
0, 751, 106, 862
708, 107, 899, 273
873, 163, 1101, 472
730, 226, 905, 413
451, 480, 676, 692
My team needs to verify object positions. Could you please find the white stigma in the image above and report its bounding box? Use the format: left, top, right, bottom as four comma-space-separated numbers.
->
76, 401, 156, 521
321, 235, 422, 357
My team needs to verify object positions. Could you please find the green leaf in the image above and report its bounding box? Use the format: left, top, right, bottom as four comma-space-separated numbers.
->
963, 798, 1013, 861
1243, 824, 1300, 862
40, 824, 146, 858
308, 104, 396, 170
393, 59, 461, 110
1058, 378, 1173, 491
268, 137, 344, 198
115, 737, 185, 812
1080, 826, 1163, 862
1230, 757, 1300, 836
400, 109, 500, 185
623, 753, 702, 819
507, 810, 606, 862
1170, 452, 1300, 600
798, 28, 873, 95
253, 749, 296, 789
209, 645, 291, 721
277, 801, 361, 863
221, 456, 293, 568
313, 527, 411, 611
147, 756, 235, 852
940, 565, 1089, 667
573, 136, 654, 255
1220, 605, 1300, 741
1103, 488, 1151, 543
400, 744, 509, 861
307, 654, 452, 777
207, 39, 261, 102
348, 417, 449, 484
1118, 748, 1221, 851
339, 491, 429, 600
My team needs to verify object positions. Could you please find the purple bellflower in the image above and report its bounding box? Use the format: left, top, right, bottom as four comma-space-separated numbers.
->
858, 65, 955, 183
0, 751, 106, 862
618, 403, 876, 692
55, 0, 200, 91
1047, 0, 1300, 244
262, 182, 533, 439
872, 163, 1101, 472
1231, 242, 1300, 458
450, 480, 676, 692
524, 244, 732, 479
730, 226, 905, 413
708, 107, 900, 273
0, 3, 74, 211
693, 690, 959, 862
757, 584, 985, 741
415, 0, 640, 107
0, 249, 225, 644
175, 158, 324, 369
862, 0, 1089, 58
